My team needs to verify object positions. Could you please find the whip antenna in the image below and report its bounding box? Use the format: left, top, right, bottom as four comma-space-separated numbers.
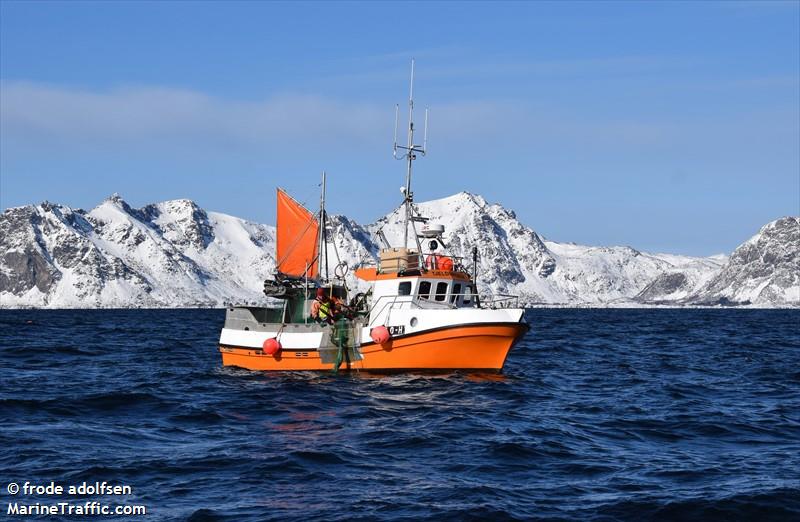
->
392, 58, 429, 250
393, 104, 400, 158
423, 107, 429, 154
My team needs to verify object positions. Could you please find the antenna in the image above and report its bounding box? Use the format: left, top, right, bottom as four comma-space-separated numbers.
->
423, 107, 429, 155
393, 104, 399, 158
391, 58, 429, 251
409, 57, 415, 107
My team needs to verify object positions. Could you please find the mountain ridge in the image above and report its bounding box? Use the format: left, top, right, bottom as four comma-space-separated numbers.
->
1, 192, 797, 308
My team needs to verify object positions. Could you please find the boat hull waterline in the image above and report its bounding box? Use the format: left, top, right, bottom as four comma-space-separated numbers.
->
219, 322, 529, 372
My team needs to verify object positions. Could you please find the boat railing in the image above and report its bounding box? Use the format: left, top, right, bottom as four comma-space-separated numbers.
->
427, 291, 520, 309
357, 253, 473, 276
477, 293, 520, 309
417, 253, 470, 273
364, 293, 412, 327
365, 291, 520, 316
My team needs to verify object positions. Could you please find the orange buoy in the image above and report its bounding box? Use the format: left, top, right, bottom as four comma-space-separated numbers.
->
262, 338, 282, 355
425, 254, 454, 271
370, 326, 391, 344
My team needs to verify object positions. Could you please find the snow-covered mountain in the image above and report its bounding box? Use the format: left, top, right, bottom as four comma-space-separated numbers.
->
1, 192, 796, 308
633, 253, 726, 304
688, 216, 799, 306
370, 193, 724, 304
0, 195, 274, 307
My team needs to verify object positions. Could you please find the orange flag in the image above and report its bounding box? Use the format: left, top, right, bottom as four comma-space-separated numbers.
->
276, 189, 319, 278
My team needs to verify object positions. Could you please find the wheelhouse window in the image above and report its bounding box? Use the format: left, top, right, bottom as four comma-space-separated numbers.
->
418, 281, 432, 300
451, 283, 462, 304
435, 282, 449, 302
463, 285, 472, 305
398, 281, 412, 296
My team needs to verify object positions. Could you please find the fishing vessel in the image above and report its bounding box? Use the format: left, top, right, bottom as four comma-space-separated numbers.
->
218, 62, 528, 372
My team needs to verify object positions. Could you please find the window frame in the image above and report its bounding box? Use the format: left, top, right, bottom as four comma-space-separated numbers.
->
418, 280, 432, 300
434, 281, 449, 302
398, 281, 412, 296
451, 283, 462, 304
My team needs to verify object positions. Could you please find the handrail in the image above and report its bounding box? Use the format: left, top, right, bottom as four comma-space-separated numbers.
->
479, 293, 520, 309
366, 293, 404, 323
357, 253, 473, 275
364, 291, 521, 317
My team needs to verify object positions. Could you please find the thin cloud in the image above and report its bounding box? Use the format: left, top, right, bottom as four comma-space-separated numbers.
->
1, 81, 383, 147
0, 80, 538, 155
5, 77, 786, 162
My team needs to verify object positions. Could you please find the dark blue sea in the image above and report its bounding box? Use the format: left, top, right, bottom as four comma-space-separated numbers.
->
1, 309, 799, 521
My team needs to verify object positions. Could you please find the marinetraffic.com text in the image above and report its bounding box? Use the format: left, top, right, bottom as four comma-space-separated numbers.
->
6, 481, 147, 517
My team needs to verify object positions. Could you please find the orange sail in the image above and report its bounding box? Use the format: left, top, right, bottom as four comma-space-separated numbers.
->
276, 189, 319, 278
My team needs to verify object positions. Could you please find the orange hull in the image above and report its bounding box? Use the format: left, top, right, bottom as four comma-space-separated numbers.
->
219, 323, 528, 372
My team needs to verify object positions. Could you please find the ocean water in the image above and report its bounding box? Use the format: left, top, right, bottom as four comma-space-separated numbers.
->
1, 308, 799, 521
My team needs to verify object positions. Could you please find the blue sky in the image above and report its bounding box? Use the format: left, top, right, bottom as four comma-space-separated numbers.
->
1, 1, 798, 256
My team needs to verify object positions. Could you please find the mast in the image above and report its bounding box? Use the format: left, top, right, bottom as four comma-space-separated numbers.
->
403, 60, 415, 249
393, 59, 428, 251
318, 170, 329, 281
